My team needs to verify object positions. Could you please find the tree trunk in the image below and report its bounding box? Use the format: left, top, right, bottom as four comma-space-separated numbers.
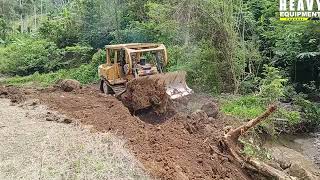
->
40, 0, 43, 16
20, 0, 23, 33
34, 1, 37, 30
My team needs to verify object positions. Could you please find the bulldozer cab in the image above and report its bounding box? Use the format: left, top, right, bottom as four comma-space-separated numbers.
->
98, 43, 168, 85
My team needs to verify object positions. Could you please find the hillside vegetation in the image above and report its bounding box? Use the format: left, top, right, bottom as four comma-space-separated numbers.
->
0, 0, 319, 134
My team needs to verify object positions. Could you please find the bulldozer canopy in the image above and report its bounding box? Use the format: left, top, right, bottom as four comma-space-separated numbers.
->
105, 43, 163, 50
105, 43, 168, 68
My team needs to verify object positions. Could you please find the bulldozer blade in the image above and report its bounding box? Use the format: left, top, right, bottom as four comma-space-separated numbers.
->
158, 71, 193, 99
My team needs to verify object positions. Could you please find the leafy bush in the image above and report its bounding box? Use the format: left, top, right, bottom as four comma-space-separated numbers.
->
294, 96, 320, 129
68, 64, 99, 84
166, 42, 220, 94
259, 65, 288, 102
0, 36, 95, 77
91, 50, 106, 67
1, 48, 102, 86
0, 38, 64, 76
39, 13, 80, 48
63, 45, 94, 68
238, 74, 261, 94
277, 108, 301, 125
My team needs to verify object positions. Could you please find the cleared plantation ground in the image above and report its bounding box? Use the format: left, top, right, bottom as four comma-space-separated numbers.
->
0, 99, 149, 180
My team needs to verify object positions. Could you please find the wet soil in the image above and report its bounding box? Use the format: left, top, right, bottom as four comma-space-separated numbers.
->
271, 133, 320, 169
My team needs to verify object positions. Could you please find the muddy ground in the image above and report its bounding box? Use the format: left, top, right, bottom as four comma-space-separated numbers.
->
1, 85, 252, 179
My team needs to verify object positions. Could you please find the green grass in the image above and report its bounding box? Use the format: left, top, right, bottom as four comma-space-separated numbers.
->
221, 95, 301, 124
221, 95, 266, 119
221, 95, 303, 137
1, 64, 99, 87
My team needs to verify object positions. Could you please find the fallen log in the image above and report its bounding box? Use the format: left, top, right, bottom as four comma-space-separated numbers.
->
221, 105, 297, 180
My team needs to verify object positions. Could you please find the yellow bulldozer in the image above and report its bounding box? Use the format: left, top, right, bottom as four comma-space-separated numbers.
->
98, 43, 192, 112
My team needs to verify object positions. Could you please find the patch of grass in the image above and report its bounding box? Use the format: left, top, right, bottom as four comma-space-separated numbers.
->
1, 64, 99, 86
221, 95, 303, 135
221, 95, 266, 119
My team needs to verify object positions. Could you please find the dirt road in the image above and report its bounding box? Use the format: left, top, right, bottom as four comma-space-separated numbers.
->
0, 98, 149, 180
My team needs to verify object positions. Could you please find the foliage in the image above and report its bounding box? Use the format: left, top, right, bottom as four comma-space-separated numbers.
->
71, 0, 121, 48
294, 96, 320, 129
91, 50, 106, 67
166, 42, 220, 94
221, 66, 302, 134
0, 36, 94, 77
0, 38, 64, 76
238, 74, 261, 94
258, 65, 288, 102
276, 108, 301, 125
126, 0, 251, 93
245, 0, 320, 93
302, 81, 320, 100
63, 45, 94, 68
1, 47, 103, 86
2, 64, 99, 86
240, 138, 271, 160
0, 17, 10, 42
221, 94, 303, 135
39, 11, 80, 48
221, 95, 265, 119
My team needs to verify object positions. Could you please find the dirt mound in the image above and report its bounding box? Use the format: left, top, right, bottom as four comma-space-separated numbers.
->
201, 102, 219, 118
121, 76, 172, 114
34, 86, 251, 179
0, 86, 26, 103
56, 79, 82, 92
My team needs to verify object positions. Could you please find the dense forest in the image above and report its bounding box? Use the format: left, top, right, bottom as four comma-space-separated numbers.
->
0, 0, 319, 133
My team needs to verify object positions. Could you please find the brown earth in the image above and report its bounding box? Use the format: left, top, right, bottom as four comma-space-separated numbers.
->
0, 85, 26, 103
1, 85, 251, 180
121, 75, 172, 114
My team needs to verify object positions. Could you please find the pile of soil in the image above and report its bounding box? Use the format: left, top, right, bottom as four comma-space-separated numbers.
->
31, 86, 250, 179
55, 79, 82, 92
0, 86, 26, 103
121, 76, 172, 114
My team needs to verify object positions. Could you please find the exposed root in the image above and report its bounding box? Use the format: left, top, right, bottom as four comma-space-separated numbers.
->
221, 105, 298, 180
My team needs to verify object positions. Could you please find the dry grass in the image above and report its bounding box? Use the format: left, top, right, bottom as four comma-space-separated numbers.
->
0, 99, 150, 180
